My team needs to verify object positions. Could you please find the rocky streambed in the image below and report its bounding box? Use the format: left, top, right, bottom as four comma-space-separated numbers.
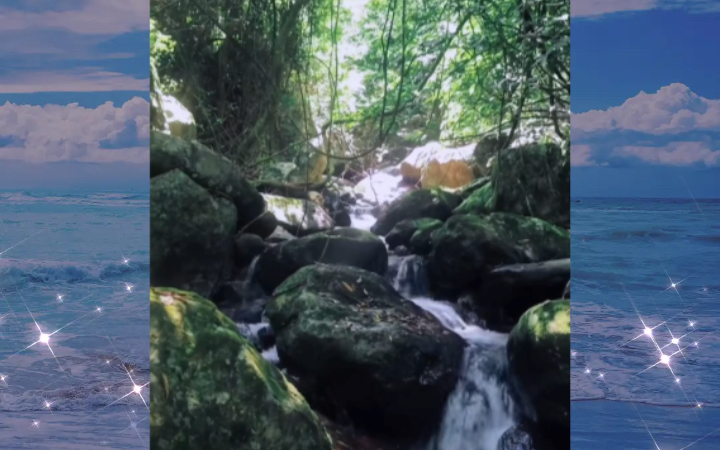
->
149, 132, 570, 450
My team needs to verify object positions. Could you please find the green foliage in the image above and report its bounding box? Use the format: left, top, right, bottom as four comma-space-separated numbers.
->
150, 0, 569, 178
150, 19, 178, 94
351, 0, 569, 146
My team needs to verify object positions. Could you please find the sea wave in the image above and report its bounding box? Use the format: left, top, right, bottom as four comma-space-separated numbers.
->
0, 192, 148, 207
0, 258, 149, 286
0, 348, 149, 413
574, 208, 707, 214
0, 381, 147, 412
571, 396, 720, 409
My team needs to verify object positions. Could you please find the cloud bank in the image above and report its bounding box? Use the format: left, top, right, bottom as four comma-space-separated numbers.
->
0, 0, 148, 35
0, 97, 149, 163
571, 83, 720, 167
572, 0, 720, 18
0, 69, 149, 94
0, 0, 148, 93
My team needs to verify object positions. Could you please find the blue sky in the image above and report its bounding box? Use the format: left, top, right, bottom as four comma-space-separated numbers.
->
571, 0, 720, 198
0, 0, 149, 191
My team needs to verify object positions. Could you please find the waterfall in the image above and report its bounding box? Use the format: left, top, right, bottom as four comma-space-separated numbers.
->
391, 256, 518, 450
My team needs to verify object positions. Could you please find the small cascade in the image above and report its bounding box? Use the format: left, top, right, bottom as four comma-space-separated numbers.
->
425, 330, 515, 450
350, 209, 379, 231
348, 167, 408, 231
388, 255, 431, 298
233, 256, 277, 357
244, 255, 264, 298
235, 170, 518, 450
391, 257, 517, 450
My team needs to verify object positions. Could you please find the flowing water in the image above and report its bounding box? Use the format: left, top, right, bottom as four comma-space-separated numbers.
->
236, 239, 517, 450
0, 190, 150, 449
571, 198, 720, 450
234, 166, 518, 449
391, 257, 517, 450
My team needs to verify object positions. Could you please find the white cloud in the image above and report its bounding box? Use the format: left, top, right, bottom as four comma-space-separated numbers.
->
571, 84, 720, 167
0, 97, 149, 164
0, 0, 148, 35
572, 0, 720, 18
571, 144, 597, 166
572, 83, 720, 135
0, 68, 149, 93
571, 0, 657, 18
612, 142, 720, 166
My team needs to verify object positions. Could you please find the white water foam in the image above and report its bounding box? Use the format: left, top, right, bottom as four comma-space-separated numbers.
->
412, 298, 516, 450
392, 257, 516, 450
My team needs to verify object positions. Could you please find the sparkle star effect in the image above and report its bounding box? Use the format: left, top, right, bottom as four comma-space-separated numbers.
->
572, 184, 719, 450
99, 337, 149, 411
0, 228, 149, 448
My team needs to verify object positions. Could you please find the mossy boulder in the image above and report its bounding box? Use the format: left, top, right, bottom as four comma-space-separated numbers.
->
370, 188, 461, 236
150, 169, 236, 298
407, 221, 444, 256
149, 287, 333, 450
454, 143, 569, 228
255, 227, 388, 294
234, 233, 267, 268
385, 218, 443, 251
150, 131, 265, 231
491, 143, 570, 228
472, 258, 570, 332
458, 176, 491, 199
266, 264, 465, 439
427, 213, 570, 297
507, 299, 570, 430
453, 181, 495, 216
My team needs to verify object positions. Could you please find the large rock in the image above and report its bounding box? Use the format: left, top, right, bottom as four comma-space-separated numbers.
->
400, 142, 475, 189
507, 299, 570, 431
407, 225, 439, 256
266, 264, 465, 439
150, 131, 265, 231
150, 170, 237, 298
370, 189, 461, 236
384, 218, 443, 251
473, 259, 570, 332
454, 143, 569, 228
472, 134, 509, 176
427, 213, 570, 297
255, 227, 388, 294
453, 181, 495, 216
262, 193, 333, 236
491, 143, 570, 228
234, 233, 267, 268
150, 287, 332, 450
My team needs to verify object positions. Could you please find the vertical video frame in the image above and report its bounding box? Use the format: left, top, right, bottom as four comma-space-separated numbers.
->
570, 1, 720, 449
0, 2, 151, 449
149, 0, 570, 449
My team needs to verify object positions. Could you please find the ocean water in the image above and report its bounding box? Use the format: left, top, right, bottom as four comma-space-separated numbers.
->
0, 191, 150, 449
571, 197, 720, 450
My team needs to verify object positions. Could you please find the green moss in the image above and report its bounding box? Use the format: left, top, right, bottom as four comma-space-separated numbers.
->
150, 287, 332, 450
371, 188, 461, 236
265, 264, 466, 438
520, 299, 570, 339
454, 181, 495, 215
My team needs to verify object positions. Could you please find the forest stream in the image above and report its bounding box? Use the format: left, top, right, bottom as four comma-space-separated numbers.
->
149, 0, 570, 448
236, 208, 517, 450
